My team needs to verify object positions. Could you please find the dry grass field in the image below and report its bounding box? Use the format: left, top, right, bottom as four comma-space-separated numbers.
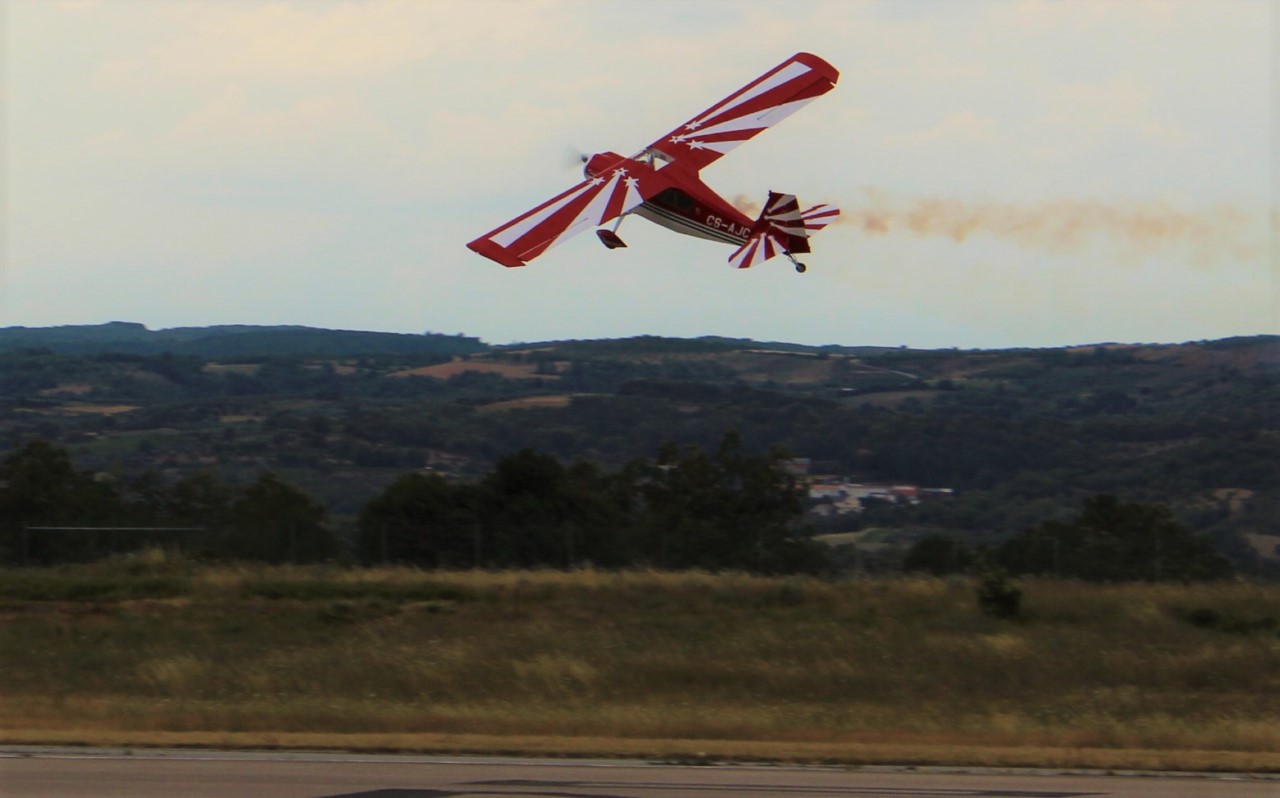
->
476, 395, 577, 413
389, 359, 553, 380
53, 403, 140, 415
2, 556, 1278, 769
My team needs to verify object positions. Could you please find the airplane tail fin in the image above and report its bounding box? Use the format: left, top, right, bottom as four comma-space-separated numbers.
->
727, 192, 840, 269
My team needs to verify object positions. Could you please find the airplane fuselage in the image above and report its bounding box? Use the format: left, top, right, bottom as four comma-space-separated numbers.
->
583, 151, 755, 247
636, 187, 755, 245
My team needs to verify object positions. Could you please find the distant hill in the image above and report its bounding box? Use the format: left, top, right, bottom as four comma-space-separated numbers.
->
499, 334, 927, 358
1, 325, 1276, 574
0, 322, 489, 358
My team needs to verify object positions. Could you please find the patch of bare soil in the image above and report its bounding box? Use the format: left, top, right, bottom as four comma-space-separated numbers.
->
390, 359, 554, 380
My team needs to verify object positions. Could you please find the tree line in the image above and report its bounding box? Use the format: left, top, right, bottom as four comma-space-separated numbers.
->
903, 494, 1234, 582
0, 435, 824, 573
0, 437, 1241, 580
0, 439, 335, 565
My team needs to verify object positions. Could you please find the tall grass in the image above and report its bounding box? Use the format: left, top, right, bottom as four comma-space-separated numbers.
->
2, 554, 1278, 764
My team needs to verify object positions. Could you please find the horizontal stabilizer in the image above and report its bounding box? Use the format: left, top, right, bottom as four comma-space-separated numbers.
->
796, 204, 840, 233
727, 191, 840, 269
728, 232, 787, 269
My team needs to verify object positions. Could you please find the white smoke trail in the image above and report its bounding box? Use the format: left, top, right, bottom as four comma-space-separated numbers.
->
830, 188, 1271, 265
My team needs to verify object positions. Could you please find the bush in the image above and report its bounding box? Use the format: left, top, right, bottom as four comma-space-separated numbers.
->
975, 565, 1022, 619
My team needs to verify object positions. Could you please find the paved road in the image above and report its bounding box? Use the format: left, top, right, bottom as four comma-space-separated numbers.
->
2, 747, 1275, 798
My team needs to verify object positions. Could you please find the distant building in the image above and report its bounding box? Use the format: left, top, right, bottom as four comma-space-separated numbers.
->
784, 458, 812, 476
804, 476, 952, 515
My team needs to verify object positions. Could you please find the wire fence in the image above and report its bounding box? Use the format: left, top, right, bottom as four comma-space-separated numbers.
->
20, 526, 206, 565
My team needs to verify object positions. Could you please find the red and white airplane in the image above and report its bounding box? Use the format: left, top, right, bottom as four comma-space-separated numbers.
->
467, 53, 840, 274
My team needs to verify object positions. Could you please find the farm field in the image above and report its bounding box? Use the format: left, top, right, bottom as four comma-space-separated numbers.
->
2, 558, 1278, 770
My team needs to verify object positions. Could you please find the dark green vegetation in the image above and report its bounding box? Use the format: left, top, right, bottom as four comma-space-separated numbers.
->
3, 563, 1278, 767
1, 434, 823, 573
906, 495, 1234, 584
2, 324, 1277, 576
0, 436, 1230, 584
358, 434, 821, 572
0, 321, 485, 358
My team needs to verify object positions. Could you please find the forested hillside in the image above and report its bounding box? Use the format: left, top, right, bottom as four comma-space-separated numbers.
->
0, 321, 485, 357
1, 324, 1276, 574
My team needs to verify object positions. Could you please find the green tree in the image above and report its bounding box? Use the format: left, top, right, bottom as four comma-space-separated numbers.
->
164, 471, 234, 528
478, 449, 630, 568
222, 472, 337, 563
975, 563, 1023, 619
159, 471, 234, 556
630, 432, 824, 573
999, 495, 1232, 581
357, 472, 479, 566
0, 439, 125, 563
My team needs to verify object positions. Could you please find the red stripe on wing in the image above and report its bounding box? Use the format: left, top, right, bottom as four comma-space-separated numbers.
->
648, 52, 839, 173
468, 165, 666, 267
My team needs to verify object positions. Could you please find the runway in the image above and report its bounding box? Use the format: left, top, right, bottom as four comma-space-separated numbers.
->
2, 747, 1275, 798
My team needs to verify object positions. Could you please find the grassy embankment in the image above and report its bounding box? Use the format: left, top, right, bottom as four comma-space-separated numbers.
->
2, 552, 1278, 770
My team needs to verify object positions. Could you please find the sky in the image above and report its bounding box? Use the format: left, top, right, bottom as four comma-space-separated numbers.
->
3, 0, 1277, 349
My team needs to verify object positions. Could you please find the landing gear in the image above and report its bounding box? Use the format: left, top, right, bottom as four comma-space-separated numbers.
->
597, 215, 628, 249
596, 229, 627, 249
786, 252, 807, 274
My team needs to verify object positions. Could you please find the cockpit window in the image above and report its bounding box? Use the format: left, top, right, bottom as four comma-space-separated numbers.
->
655, 188, 694, 211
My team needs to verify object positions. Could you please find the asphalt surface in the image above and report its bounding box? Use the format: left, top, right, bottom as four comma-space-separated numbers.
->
2, 747, 1276, 798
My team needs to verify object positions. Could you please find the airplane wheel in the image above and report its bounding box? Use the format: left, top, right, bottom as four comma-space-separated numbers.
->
795, 262, 807, 274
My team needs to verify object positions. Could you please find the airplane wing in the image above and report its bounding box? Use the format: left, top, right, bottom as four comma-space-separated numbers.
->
645, 52, 839, 174
467, 165, 668, 268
